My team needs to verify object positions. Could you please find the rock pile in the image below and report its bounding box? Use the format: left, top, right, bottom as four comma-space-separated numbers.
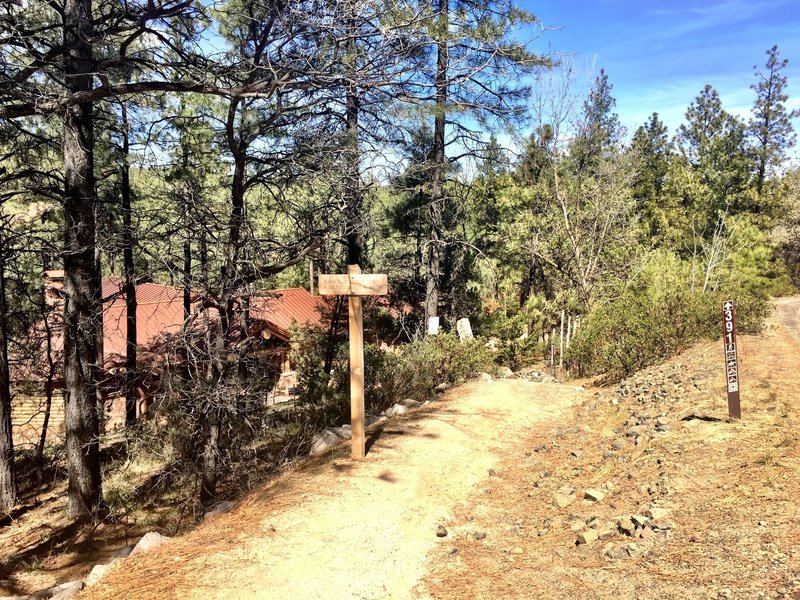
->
308, 397, 432, 456
6, 531, 172, 600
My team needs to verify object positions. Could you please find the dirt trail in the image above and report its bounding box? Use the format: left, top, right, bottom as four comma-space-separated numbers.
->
775, 296, 800, 345
81, 379, 582, 600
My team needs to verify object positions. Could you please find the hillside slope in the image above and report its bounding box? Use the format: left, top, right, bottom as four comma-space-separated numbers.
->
68, 298, 800, 599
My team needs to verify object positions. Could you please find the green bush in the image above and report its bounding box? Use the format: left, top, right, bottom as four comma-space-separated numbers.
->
293, 328, 493, 415
567, 287, 769, 381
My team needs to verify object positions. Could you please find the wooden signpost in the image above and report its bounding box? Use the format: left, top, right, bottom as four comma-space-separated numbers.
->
722, 299, 741, 420
318, 265, 388, 459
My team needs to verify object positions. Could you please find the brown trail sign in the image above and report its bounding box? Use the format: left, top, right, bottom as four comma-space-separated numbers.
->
318, 265, 388, 459
722, 299, 741, 419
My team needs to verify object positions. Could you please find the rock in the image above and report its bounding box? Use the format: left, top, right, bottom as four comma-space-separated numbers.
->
511, 546, 524, 554
497, 366, 514, 379
537, 528, 549, 537
584, 489, 606, 502
434, 382, 450, 392
398, 398, 423, 408
130, 531, 171, 557
473, 531, 487, 540
204, 500, 234, 520
569, 449, 583, 459
553, 493, 576, 509
605, 544, 627, 560
436, 525, 448, 538
86, 560, 120, 587
20, 580, 86, 600
49, 581, 85, 600
330, 426, 352, 440
309, 429, 341, 456
624, 542, 639, 556
597, 526, 616, 540
111, 544, 135, 559
570, 520, 586, 532
488, 468, 497, 476
639, 526, 654, 540
389, 403, 408, 416
631, 514, 650, 528
626, 425, 647, 437
645, 507, 669, 521
618, 517, 635, 536
576, 529, 599, 545
611, 439, 626, 450
479, 372, 494, 382
650, 520, 675, 531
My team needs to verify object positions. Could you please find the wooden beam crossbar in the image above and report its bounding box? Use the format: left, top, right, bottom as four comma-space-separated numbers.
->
318, 265, 387, 459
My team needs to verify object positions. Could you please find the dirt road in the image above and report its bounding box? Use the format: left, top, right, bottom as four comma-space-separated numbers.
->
81, 379, 583, 600
775, 296, 800, 345
71, 297, 800, 599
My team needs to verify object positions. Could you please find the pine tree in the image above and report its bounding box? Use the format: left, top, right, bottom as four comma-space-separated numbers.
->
750, 45, 800, 197
571, 69, 623, 173
677, 85, 752, 224
631, 112, 674, 244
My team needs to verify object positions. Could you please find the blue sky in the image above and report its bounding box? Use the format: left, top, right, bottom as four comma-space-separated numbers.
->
521, 0, 800, 138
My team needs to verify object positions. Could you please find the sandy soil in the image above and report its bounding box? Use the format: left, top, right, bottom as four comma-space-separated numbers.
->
6, 297, 800, 600
79, 379, 582, 600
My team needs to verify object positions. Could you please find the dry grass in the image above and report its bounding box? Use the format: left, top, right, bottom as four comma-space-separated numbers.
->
424, 312, 800, 599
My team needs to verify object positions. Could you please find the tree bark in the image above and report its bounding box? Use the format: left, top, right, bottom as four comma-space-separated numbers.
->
63, 0, 103, 518
199, 413, 219, 509
36, 256, 57, 483
425, 0, 448, 326
0, 232, 18, 511
345, 19, 363, 268
121, 102, 137, 428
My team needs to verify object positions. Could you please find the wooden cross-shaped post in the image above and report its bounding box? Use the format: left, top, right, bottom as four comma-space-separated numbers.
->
318, 265, 388, 459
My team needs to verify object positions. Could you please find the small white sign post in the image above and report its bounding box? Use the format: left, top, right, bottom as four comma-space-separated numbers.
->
318, 265, 388, 458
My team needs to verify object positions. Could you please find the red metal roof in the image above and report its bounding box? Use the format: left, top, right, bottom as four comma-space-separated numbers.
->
14, 280, 322, 382
248, 287, 323, 340
102, 279, 189, 358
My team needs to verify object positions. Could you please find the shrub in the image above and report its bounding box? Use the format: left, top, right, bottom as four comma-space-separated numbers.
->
567, 287, 769, 382
293, 328, 493, 413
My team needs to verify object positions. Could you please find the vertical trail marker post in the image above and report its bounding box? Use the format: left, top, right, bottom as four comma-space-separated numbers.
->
318, 265, 388, 459
722, 299, 741, 419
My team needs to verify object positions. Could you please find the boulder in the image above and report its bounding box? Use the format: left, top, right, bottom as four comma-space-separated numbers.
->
309, 429, 341, 456
328, 426, 351, 440
86, 560, 121, 587
584, 489, 606, 502
398, 398, 423, 408
645, 506, 670, 521
631, 514, 651, 529
110, 544, 135, 559
497, 366, 514, 379
130, 531, 171, 557
552, 493, 576, 509
576, 529, 599, 545
388, 403, 408, 417
204, 500, 235, 520
48, 581, 85, 600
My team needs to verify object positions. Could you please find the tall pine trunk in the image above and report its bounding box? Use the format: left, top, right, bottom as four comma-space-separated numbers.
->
121, 102, 137, 428
0, 231, 17, 511
345, 19, 363, 267
425, 0, 448, 326
63, 0, 103, 518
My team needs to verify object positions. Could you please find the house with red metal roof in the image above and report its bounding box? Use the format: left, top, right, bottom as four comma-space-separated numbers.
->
10, 273, 324, 445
